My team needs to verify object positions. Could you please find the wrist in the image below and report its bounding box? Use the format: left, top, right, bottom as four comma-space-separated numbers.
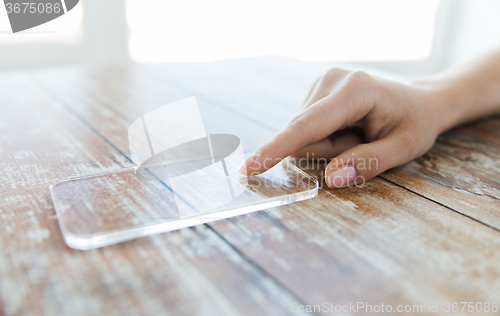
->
412, 79, 465, 134
413, 54, 500, 133
432, 83, 466, 133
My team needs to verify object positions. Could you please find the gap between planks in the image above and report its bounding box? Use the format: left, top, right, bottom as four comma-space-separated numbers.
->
379, 175, 500, 234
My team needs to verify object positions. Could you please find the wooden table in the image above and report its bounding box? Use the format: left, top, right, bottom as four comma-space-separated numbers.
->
1, 57, 499, 315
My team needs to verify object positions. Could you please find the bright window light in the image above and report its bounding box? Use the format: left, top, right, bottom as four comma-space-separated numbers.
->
127, 0, 441, 63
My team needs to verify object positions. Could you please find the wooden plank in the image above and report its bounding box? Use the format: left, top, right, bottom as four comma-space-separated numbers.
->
0, 72, 305, 315
32, 62, 500, 312
211, 175, 500, 310
380, 115, 500, 229
381, 129, 500, 230
460, 116, 500, 146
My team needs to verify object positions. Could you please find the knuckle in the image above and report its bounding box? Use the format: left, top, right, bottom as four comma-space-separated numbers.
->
287, 114, 314, 143
325, 67, 346, 78
321, 68, 348, 85
363, 149, 384, 172
313, 75, 331, 94
399, 131, 435, 159
342, 71, 381, 110
345, 70, 372, 87
392, 131, 430, 165
353, 143, 385, 174
288, 114, 308, 131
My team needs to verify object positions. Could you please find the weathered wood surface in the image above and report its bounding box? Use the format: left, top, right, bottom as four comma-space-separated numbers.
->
381, 129, 500, 230
212, 176, 500, 310
461, 116, 500, 145
13, 59, 500, 315
0, 71, 307, 315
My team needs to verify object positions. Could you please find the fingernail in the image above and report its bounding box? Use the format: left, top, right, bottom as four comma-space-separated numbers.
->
326, 166, 356, 188
238, 152, 259, 175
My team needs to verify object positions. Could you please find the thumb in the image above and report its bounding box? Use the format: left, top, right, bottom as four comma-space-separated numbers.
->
324, 133, 417, 188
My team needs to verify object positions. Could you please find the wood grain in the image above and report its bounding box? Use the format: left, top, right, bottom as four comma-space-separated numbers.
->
461, 116, 500, 146
381, 129, 500, 230
0, 71, 305, 316
212, 175, 500, 311
29, 60, 500, 315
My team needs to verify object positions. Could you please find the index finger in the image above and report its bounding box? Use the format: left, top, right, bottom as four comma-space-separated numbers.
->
239, 75, 375, 175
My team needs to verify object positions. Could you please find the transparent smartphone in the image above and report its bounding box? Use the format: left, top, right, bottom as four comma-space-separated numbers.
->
50, 97, 318, 250
50, 159, 318, 250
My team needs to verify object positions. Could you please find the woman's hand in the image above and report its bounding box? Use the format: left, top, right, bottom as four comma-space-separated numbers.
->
238, 68, 453, 188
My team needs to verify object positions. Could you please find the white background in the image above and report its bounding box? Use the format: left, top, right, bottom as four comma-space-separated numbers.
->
0, 0, 500, 77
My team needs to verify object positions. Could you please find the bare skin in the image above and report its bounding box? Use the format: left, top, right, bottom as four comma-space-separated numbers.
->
238, 50, 500, 188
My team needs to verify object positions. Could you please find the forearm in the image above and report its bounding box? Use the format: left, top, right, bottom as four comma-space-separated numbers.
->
416, 49, 500, 133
